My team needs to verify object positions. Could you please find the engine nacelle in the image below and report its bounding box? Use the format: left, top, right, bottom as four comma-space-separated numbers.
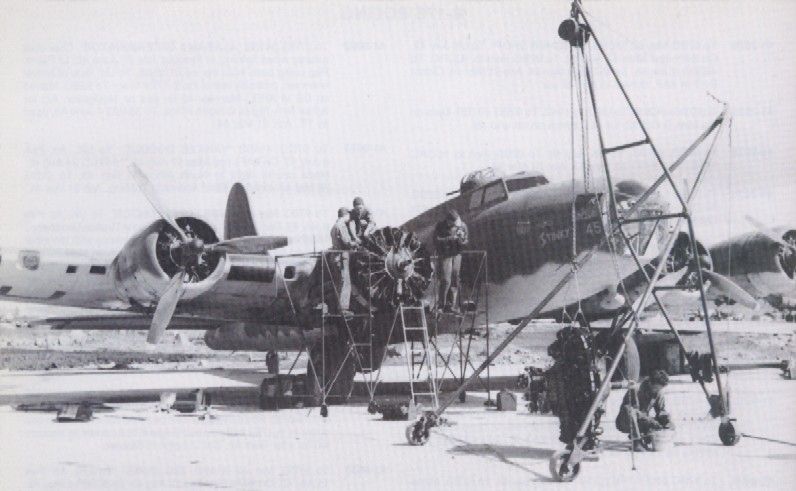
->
110, 217, 226, 307
710, 230, 796, 298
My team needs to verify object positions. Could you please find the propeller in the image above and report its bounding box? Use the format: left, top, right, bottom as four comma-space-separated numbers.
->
745, 215, 796, 253
129, 164, 290, 343
128, 164, 188, 243
701, 268, 758, 310
128, 164, 196, 343
146, 270, 187, 343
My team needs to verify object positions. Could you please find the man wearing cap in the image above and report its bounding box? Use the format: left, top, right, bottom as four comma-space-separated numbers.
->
348, 197, 377, 240
434, 209, 468, 313
330, 207, 358, 313
615, 369, 674, 451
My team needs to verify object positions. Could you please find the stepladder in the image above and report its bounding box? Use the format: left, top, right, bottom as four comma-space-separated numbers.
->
399, 304, 439, 412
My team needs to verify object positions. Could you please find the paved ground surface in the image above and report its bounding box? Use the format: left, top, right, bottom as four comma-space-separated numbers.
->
1, 368, 793, 490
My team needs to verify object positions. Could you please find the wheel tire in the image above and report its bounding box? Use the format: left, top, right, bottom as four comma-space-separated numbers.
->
719, 421, 741, 446
549, 450, 581, 482
405, 419, 430, 446
610, 336, 641, 382
367, 400, 379, 414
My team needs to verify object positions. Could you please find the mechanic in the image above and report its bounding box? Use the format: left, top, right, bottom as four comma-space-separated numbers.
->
434, 209, 468, 313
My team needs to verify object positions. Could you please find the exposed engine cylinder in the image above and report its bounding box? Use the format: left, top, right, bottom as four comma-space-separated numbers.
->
110, 217, 226, 307
351, 226, 433, 310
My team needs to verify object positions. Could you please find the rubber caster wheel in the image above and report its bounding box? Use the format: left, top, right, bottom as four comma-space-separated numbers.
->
320, 404, 328, 418
405, 420, 430, 446
367, 400, 379, 415
719, 421, 741, 446
549, 450, 581, 482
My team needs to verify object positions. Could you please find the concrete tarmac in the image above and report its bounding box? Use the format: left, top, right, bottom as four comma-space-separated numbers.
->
1, 369, 794, 490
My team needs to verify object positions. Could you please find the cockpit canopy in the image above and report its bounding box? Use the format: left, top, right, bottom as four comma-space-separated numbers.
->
460, 167, 505, 194
459, 167, 549, 195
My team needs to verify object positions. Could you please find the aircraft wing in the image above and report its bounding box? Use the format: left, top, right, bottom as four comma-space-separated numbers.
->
0, 369, 264, 406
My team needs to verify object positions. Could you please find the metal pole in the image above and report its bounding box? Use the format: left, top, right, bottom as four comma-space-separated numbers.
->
484, 252, 492, 403
573, 1, 689, 211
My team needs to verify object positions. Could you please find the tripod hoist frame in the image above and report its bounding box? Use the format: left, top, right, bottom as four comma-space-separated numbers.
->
405, 1, 740, 481
273, 248, 492, 417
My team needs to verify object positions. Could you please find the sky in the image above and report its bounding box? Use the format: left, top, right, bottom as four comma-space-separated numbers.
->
0, 0, 794, 258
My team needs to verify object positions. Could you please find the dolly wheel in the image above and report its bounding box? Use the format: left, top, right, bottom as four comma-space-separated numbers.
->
719, 421, 741, 446
367, 400, 379, 415
549, 450, 581, 482
405, 419, 430, 446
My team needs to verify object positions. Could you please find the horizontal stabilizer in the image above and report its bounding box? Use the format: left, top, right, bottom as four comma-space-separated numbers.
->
211, 236, 288, 254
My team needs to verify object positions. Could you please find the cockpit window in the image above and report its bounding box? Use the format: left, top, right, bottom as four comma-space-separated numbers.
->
506, 175, 549, 192
467, 188, 485, 210
482, 181, 508, 207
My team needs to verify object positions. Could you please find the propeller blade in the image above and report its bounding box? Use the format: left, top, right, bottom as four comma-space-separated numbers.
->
146, 271, 186, 344
701, 269, 758, 310
745, 215, 796, 252
128, 163, 188, 242
209, 236, 288, 254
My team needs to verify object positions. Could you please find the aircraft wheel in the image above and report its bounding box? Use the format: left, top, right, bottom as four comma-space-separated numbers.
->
367, 400, 379, 414
320, 404, 329, 418
719, 421, 741, 446
405, 419, 430, 446
608, 336, 640, 382
549, 450, 581, 482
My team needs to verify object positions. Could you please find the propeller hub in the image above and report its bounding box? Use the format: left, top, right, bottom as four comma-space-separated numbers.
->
188, 237, 205, 252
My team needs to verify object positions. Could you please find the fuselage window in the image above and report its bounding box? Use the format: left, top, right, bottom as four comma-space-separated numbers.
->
468, 188, 485, 211
283, 266, 296, 280
66, 265, 77, 274
482, 181, 508, 207
506, 176, 549, 192
89, 265, 106, 275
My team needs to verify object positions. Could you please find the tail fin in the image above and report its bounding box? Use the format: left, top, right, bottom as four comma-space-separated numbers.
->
224, 183, 258, 240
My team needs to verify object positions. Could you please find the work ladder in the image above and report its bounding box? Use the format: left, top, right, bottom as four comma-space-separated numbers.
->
399, 304, 439, 410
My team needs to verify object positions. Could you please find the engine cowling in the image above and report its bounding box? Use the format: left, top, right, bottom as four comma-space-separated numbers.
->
710, 229, 796, 298
110, 217, 226, 307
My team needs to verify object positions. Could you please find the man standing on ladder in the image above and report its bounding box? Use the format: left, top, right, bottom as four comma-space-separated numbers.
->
434, 209, 468, 314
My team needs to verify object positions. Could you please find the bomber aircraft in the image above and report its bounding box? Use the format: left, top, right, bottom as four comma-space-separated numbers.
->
0, 164, 793, 401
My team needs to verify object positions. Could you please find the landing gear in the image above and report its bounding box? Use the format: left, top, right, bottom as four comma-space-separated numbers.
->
367, 400, 379, 415
320, 404, 329, 418
549, 450, 581, 482
719, 419, 741, 446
